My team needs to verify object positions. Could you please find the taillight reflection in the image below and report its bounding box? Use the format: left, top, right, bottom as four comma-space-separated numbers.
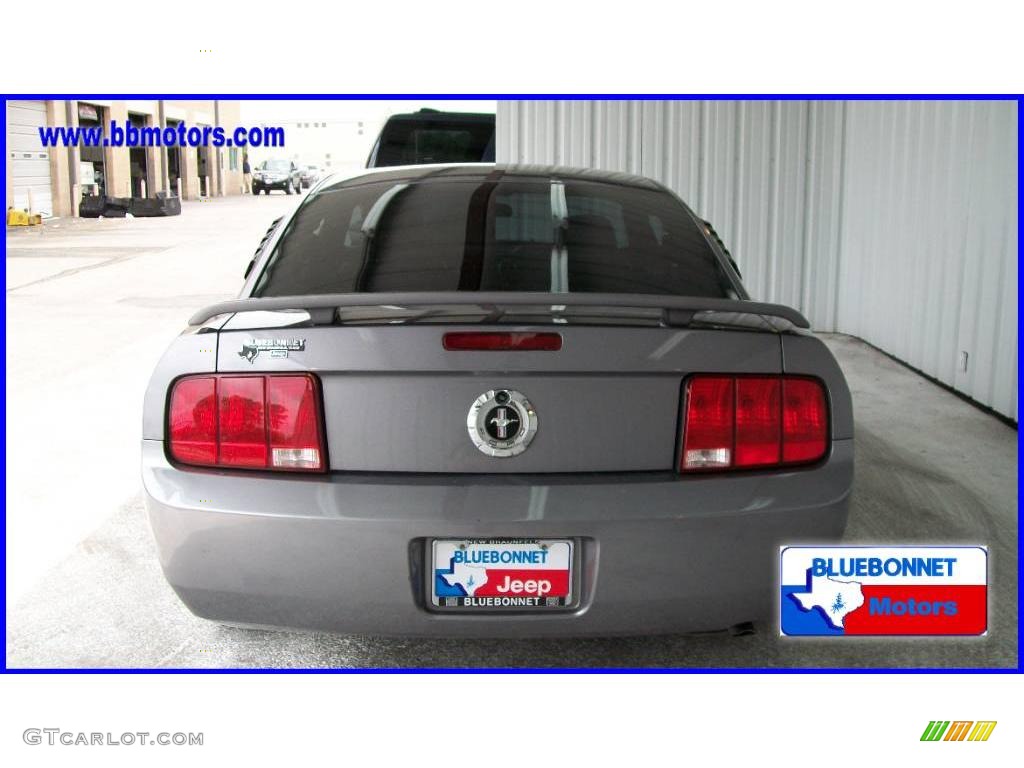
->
218, 376, 267, 467
267, 375, 324, 470
168, 373, 325, 472
681, 375, 827, 472
735, 377, 782, 468
782, 378, 828, 464
681, 377, 734, 469
168, 377, 217, 465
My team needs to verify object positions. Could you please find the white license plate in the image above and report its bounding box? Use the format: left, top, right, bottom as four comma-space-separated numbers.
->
431, 539, 573, 609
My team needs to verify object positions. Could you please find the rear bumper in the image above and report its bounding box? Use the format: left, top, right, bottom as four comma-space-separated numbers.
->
142, 439, 853, 637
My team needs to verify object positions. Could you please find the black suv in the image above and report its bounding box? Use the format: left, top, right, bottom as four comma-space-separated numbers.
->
252, 159, 303, 195
366, 109, 495, 168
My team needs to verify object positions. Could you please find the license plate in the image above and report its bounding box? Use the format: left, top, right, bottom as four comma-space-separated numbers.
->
431, 539, 573, 609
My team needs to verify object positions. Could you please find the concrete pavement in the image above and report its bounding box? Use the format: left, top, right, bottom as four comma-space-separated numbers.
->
4, 200, 1018, 668
5, 194, 303, 605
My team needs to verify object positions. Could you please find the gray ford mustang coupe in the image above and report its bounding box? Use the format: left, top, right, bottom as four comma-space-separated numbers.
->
142, 163, 853, 637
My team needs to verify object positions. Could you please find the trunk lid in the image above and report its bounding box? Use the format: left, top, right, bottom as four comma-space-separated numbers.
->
215, 318, 782, 473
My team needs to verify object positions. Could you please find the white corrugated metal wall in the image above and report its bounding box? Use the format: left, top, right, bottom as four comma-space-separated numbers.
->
496, 100, 1018, 420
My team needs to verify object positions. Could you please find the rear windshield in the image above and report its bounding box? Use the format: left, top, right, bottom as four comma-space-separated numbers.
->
253, 177, 733, 298
370, 118, 495, 167
261, 160, 290, 171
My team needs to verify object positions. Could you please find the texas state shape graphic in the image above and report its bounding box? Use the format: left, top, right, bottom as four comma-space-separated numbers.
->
790, 574, 865, 630
440, 563, 489, 597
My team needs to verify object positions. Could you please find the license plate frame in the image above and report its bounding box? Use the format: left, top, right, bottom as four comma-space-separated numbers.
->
429, 538, 576, 611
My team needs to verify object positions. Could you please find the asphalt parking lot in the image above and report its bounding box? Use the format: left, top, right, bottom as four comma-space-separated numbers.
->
5, 196, 1017, 669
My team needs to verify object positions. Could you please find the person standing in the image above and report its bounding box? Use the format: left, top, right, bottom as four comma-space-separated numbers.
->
242, 154, 252, 194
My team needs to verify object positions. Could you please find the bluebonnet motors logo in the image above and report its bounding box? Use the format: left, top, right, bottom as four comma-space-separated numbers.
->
780, 546, 987, 636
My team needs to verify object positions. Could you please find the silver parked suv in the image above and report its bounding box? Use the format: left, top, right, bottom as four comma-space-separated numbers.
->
142, 163, 853, 637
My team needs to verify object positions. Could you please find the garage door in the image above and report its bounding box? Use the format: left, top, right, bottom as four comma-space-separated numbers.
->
7, 100, 53, 215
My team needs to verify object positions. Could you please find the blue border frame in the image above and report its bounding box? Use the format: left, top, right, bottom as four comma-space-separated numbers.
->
2, 94, 1020, 674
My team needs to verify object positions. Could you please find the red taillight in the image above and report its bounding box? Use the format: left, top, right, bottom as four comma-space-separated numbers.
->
218, 376, 267, 467
168, 374, 325, 472
681, 375, 827, 472
442, 332, 563, 351
735, 377, 782, 467
782, 378, 828, 464
681, 377, 734, 470
168, 377, 217, 465
266, 375, 324, 470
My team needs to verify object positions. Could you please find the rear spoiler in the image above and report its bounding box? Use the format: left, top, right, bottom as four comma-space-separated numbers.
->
189, 292, 810, 330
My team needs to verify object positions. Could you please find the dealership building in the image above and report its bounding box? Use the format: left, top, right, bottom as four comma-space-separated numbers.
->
6, 99, 246, 218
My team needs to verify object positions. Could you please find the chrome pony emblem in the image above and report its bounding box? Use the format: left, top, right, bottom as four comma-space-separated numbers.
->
467, 390, 538, 457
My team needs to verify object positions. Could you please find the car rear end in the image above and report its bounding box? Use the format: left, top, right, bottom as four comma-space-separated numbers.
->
299, 166, 319, 189
142, 165, 853, 637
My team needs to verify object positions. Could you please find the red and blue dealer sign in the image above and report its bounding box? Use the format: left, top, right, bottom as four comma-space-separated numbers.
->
780, 546, 987, 636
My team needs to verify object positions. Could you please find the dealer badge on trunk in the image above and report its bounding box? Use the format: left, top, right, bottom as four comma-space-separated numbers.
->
467, 389, 538, 457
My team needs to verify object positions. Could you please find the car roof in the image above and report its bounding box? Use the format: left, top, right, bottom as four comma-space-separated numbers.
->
317, 163, 665, 192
